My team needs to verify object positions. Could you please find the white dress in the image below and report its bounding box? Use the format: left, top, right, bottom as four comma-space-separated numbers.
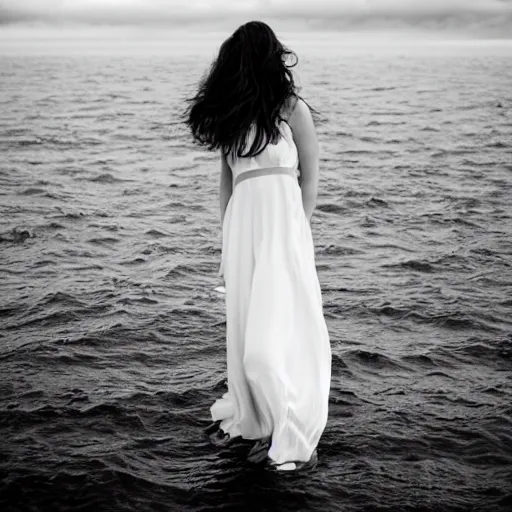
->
211, 119, 332, 466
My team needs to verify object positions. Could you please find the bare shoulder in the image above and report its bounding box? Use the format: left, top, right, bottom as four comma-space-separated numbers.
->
281, 94, 298, 120
289, 96, 309, 116
283, 95, 311, 122
286, 96, 316, 141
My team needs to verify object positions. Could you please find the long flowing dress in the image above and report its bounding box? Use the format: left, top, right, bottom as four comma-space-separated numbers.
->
211, 119, 332, 466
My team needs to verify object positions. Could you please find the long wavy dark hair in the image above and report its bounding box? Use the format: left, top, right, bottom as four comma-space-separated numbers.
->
182, 20, 318, 159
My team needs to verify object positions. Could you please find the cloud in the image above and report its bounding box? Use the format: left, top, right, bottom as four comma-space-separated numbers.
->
0, 0, 511, 35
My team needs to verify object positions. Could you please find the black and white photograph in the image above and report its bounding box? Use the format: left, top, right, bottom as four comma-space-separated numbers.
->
1, 1, 511, 511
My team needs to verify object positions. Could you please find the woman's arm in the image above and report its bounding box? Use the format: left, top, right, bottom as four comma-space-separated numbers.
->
287, 97, 319, 224
219, 149, 233, 225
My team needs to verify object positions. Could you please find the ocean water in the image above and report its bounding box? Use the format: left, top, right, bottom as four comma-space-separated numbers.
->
1, 35, 512, 512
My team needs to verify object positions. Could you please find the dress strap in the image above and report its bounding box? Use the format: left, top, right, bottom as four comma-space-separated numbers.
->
234, 166, 298, 188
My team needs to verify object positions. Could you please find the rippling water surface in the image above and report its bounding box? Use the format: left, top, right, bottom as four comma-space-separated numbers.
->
1, 36, 512, 512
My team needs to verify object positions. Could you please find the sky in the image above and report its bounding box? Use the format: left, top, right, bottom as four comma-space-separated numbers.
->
1, 0, 512, 37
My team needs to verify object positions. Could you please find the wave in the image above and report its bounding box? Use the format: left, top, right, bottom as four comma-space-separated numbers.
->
85, 173, 128, 184
0, 227, 34, 243
342, 349, 409, 372
316, 203, 347, 215
381, 259, 435, 273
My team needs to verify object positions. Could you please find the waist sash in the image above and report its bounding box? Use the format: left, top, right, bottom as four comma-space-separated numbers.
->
234, 166, 299, 188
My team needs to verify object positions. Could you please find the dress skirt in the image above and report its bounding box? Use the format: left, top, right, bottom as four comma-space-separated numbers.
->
211, 171, 331, 465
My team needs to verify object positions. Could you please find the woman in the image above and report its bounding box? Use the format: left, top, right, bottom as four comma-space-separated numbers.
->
184, 21, 331, 471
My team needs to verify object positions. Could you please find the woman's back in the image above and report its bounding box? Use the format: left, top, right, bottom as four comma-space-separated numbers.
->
226, 120, 299, 181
